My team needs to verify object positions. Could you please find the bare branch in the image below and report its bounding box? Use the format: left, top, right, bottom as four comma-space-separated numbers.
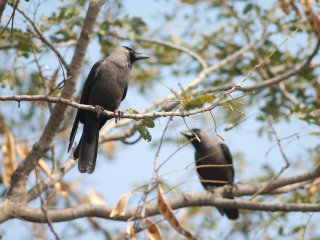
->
277, 82, 301, 107
0, 164, 318, 224
137, 117, 173, 224
202, 38, 320, 94
137, 37, 208, 70
0, 94, 244, 120
3, 190, 320, 224
239, 38, 320, 91
250, 116, 291, 200
110, 31, 208, 69
35, 168, 61, 240
0, 0, 19, 37
239, 165, 320, 195
26, 157, 76, 202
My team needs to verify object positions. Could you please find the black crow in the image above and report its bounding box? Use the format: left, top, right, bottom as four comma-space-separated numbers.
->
68, 46, 149, 173
182, 128, 239, 220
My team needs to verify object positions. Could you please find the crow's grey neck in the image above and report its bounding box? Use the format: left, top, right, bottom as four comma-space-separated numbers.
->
108, 47, 132, 69
193, 133, 219, 149
109, 57, 131, 69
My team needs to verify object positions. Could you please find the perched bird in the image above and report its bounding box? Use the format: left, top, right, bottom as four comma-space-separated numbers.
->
68, 46, 149, 174
182, 128, 239, 220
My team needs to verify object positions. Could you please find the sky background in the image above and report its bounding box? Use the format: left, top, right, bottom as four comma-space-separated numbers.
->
1, 0, 319, 239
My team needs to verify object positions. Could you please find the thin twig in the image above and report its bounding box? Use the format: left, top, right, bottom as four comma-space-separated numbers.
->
50, 146, 58, 173
27, 157, 76, 202
34, 168, 61, 240
31, 44, 54, 112
250, 116, 290, 200
0, 0, 19, 38
268, 116, 290, 167
110, 31, 208, 70
99, 37, 260, 140
154, 116, 173, 165
157, 140, 190, 171
0, 93, 247, 120
301, 213, 314, 240
13, 5, 69, 72
182, 117, 200, 142
137, 117, 173, 225
278, 82, 301, 108
47, 56, 69, 96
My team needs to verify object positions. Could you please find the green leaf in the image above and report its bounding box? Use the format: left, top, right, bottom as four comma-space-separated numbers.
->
137, 123, 152, 142
126, 108, 139, 114
292, 226, 302, 234
243, 3, 253, 14
141, 119, 155, 128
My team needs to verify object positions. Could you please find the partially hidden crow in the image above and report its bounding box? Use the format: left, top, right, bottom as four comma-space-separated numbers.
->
182, 128, 239, 220
68, 46, 149, 174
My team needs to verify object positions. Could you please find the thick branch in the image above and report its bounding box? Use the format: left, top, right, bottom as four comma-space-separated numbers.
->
2, 164, 315, 224
3, 190, 320, 224
0, 165, 318, 223
24, 161, 320, 210
6, 0, 106, 202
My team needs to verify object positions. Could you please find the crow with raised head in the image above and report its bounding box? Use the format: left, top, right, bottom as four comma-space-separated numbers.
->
68, 46, 149, 174
182, 128, 239, 220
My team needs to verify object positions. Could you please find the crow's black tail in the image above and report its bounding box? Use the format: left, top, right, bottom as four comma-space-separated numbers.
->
222, 197, 239, 220
77, 124, 99, 174
207, 186, 239, 220
223, 204, 239, 220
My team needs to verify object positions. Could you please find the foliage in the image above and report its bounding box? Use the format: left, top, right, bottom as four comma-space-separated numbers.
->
0, 0, 320, 239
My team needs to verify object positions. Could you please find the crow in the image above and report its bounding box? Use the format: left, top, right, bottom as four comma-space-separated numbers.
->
182, 128, 239, 220
68, 46, 149, 173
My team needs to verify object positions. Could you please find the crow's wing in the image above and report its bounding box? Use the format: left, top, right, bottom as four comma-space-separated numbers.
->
79, 61, 103, 105
68, 61, 102, 152
121, 86, 128, 101
220, 143, 234, 183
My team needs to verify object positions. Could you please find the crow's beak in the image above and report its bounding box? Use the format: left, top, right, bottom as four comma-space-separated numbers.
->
134, 52, 150, 61
181, 131, 194, 139
181, 130, 201, 142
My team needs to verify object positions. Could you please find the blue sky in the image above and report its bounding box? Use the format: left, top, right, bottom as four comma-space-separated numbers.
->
1, 0, 320, 239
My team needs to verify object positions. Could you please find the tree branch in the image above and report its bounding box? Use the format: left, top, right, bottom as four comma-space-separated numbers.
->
14, 5, 69, 73
3, 189, 320, 224
111, 32, 208, 70
207, 38, 320, 93
0, 164, 315, 224
26, 157, 76, 202
0, 94, 243, 120
24, 161, 320, 212
6, 0, 106, 202
99, 37, 261, 139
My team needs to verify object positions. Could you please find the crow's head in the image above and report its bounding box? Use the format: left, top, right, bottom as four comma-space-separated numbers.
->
181, 128, 202, 143
109, 46, 149, 67
122, 46, 150, 64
